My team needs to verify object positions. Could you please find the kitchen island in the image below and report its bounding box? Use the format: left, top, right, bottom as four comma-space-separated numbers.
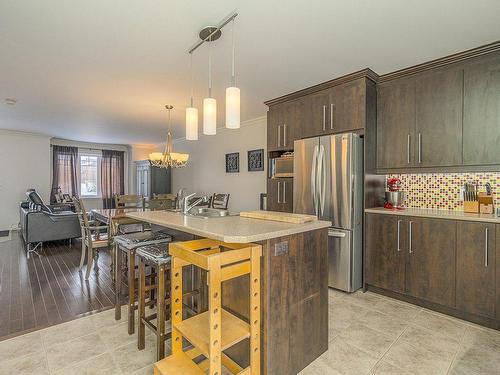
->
127, 210, 331, 375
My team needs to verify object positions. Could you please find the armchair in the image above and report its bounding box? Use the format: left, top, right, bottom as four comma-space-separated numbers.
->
20, 191, 80, 257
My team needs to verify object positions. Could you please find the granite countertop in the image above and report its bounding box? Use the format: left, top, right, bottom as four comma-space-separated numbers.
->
365, 207, 500, 224
126, 211, 331, 243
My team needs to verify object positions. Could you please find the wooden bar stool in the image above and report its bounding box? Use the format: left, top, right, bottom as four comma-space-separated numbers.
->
136, 244, 172, 361
154, 238, 262, 375
113, 231, 172, 333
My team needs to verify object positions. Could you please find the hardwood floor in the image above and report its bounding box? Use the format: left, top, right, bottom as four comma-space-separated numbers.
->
0, 233, 124, 341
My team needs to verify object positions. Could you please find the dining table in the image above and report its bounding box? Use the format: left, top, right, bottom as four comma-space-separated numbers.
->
91, 207, 148, 319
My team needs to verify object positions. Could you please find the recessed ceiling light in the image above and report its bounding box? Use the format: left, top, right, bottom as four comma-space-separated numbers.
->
4, 98, 17, 105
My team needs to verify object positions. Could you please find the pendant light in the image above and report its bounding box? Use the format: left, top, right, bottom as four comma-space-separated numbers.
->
225, 18, 240, 129
203, 34, 217, 135
185, 53, 198, 140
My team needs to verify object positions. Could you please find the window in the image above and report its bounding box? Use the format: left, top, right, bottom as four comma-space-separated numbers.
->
79, 154, 101, 197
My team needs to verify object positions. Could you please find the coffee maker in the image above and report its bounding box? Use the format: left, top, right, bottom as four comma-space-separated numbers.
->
384, 177, 405, 210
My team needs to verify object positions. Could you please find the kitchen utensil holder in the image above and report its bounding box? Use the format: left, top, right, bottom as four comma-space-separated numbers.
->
479, 193, 494, 214
463, 199, 479, 213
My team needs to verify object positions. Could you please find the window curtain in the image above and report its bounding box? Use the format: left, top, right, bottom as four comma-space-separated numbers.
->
101, 150, 125, 209
50, 145, 78, 203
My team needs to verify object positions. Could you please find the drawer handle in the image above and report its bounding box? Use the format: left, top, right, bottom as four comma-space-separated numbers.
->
397, 220, 401, 252
485, 228, 489, 267
409, 221, 413, 254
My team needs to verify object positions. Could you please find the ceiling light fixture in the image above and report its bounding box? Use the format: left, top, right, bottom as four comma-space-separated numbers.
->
186, 12, 239, 138
149, 105, 189, 168
225, 19, 240, 129
185, 53, 198, 140
203, 33, 217, 135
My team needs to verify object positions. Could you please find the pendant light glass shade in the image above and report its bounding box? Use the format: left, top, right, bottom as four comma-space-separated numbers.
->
185, 107, 198, 140
225, 86, 240, 129
203, 97, 217, 135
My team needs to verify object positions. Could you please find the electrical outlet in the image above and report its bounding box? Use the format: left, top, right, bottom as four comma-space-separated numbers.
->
274, 241, 289, 256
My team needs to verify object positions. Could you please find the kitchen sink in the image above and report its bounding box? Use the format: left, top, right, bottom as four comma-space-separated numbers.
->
186, 207, 231, 218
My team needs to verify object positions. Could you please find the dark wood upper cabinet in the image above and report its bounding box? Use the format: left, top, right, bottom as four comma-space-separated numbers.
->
415, 67, 463, 167
267, 105, 281, 152
365, 214, 407, 293
457, 222, 496, 318
497, 225, 500, 320
331, 78, 366, 133
463, 52, 500, 166
377, 77, 416, 169
406, 217, 456, 308
305, 89, 330, 138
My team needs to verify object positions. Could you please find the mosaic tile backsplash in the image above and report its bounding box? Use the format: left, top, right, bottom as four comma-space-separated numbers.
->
388, 173, 500, 211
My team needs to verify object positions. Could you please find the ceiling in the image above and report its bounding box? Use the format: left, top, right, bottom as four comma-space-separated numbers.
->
1, 0, 499, 145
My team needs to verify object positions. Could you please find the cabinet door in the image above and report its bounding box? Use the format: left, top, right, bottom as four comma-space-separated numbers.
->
331, 78, 366, 133
463, 53, 500, 165
457, 222, 496, 318
267, 105, 282, 152
497, 225, 500, 320
306, 90, 330, 138
415, 67, 463, 167
282, 100, 301, 149
266, 179, 281, 211
377, 77, 416, 169
365, 214, 407, 293
281, 179, 293, 213
406, 218, 456, 307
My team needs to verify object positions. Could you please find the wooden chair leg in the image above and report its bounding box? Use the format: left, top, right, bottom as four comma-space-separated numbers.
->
138, 259, 146, 350
171, 257, 183, 355
208, 258, 222, 375
115, 245, 122, 320
250, 246, 261, 374
156, 264, 166, 360
85, 245, 94, 280
79, 240, 86, 269
128, 249, 136, 334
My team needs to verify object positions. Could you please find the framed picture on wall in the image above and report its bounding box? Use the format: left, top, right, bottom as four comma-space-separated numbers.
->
248, 149, 264, 172
225, 152, 239, 173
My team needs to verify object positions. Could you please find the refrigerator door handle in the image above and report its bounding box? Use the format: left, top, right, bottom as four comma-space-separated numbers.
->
328, 229, 346, 238
318, 145, 326, 216
311, 145, 319, 215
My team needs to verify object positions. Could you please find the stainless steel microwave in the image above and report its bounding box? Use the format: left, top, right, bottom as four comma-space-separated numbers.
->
270, 153, 294, 178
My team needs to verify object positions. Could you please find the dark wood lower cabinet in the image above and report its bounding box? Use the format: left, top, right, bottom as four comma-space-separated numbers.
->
365, 214, 406, 293
266, 178, 293, 213
406, 217, 456, 307
366, 214, 500, 330
457, 222, 496, 318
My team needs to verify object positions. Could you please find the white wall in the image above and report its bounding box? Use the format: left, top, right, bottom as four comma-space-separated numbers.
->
170, 116, 267, 212
0, 130, 51, 230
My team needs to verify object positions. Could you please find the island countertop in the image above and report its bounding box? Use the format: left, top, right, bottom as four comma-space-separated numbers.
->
126, 210, 331, 243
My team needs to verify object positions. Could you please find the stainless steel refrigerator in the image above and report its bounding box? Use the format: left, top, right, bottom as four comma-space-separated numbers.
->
294, 133, 363, 292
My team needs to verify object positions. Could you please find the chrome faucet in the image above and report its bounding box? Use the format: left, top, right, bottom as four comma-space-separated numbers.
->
182, 193, 209, 214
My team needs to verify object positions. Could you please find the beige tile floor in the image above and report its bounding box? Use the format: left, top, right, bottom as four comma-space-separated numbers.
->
300, 289, 500, 375
0, 290, 499, 375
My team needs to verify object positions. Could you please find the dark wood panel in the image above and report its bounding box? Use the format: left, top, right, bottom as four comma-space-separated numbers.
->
497, 225, 500, 321
306, 89, 330, 138
377, 77, 416, 169
267, 105, 281, 152
463, 52, 500, 165
406, 218, 456, 307
266, 179, 280, 212
415, 66, 463, 167
457, 222, 496, 318
365, 214, 407, 293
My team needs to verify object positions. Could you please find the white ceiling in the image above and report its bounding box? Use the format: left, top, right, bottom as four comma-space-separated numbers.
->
1, 0, 499, 145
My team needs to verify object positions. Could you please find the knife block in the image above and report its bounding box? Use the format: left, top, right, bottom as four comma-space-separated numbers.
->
479, 193, 494, 214
463, 200, 479, 213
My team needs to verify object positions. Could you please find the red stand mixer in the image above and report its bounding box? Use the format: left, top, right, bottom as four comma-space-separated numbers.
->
384, 177, 405, 210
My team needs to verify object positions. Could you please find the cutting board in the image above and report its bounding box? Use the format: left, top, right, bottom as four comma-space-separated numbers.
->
239, 210, 317, 224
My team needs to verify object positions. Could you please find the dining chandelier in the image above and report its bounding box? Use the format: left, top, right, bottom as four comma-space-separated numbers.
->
186, 12, 240, 139
149, 105, 189, 168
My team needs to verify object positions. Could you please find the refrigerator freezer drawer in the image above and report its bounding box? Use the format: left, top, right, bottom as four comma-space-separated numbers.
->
328, 228, 353, 292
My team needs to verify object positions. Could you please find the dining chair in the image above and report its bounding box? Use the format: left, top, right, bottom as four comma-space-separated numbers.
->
74, 198, 109, 280
115, 194, 145, 209
148, 198, 175, 211
211, 193, 230, 210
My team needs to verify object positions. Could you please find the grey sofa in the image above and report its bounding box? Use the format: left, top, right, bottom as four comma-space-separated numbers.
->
20, 191, 81, 256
